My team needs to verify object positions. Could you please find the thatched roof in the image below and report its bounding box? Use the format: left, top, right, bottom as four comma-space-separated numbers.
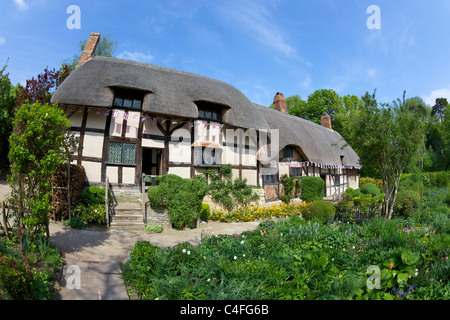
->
52, 56, 360, 167
51, 56, 270, 130
255, 104, 360, 167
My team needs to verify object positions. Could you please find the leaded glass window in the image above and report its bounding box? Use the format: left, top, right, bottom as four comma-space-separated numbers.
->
107, 142, 136, 165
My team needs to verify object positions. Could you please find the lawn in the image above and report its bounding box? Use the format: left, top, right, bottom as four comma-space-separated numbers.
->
122, 188, 450, 300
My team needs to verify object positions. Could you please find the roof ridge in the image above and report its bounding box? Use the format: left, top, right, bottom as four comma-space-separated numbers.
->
92, 56, 236, 90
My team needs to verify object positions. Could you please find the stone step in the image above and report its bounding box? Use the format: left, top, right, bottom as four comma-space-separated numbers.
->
109, 221, 145, 231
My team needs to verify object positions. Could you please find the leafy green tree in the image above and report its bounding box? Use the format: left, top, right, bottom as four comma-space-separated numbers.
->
8, 102, 73, 238
0, 62, 16, 170
351, 91, 424, 219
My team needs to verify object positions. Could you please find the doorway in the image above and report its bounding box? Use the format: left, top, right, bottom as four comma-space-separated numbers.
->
142, 147, 162, 176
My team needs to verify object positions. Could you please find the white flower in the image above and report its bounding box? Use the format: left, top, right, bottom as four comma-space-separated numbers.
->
352, 246, 355, 249
234, 256, 237, 260
207, 278, 210, 282
182, 249, 186, 253
241, 240, 244, 244
243, 254, 246, 257
187, 251, 191, 255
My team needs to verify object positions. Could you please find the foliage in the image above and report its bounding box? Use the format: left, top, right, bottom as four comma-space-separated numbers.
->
63, 216, 86, 229
361, 183, 380, 196
279, 174, 298, 203
200, 203, 210, 221
15, 67, 66, 107
145, 224, 164, 233
122, 193, 450, 300
210, 202, 308, 222
72, 203, 106, 225
350, 91, 425, 219
0, 62, 16, 170
8, 102, 72, 238
80, 186, 106, 206
203, 165, 259, 211
360, 177, 383, 190
301, 200, 336, 224
148, 174, 208, 230
298, 176, 324, 201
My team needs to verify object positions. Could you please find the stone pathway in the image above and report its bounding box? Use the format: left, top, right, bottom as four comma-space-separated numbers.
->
50, 220, 260, 300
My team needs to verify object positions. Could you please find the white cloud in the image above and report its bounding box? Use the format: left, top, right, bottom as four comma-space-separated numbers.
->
422, 86, 450, 106
299, 76, 311, 90
214, 1, 310, 66
13, 0, 29, 10
367, 68, 377, 78
0, 37, 5, 46
117, 51, 154, 63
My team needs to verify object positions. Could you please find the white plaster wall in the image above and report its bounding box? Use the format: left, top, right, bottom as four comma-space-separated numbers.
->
168, 166, 191, 179
85, 110, 106, 129
82, 161, 102, 183
143, 118, 164, 136
142, 138, 164, 149
109, 109, 124, 137
125, 111, 141, 139
67, 110, 83, 127
122, 167, 136, 184
82, 132, 104, 158
106, 166, 119, 184
242, 169, 257, 186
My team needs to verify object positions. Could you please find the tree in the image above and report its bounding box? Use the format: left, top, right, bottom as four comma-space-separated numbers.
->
8, 102, 73, 238
15, 67, 62, 107
352, 91, 424, 219
0, 62, 16, 170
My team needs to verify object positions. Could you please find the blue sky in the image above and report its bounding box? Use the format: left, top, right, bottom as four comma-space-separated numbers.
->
1, 0, 450, 107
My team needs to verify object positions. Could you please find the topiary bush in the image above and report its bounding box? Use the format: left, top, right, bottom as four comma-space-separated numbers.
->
80, 186, 106, 206
299, 176, 324, 201
301, 200, 336, 224
200, 203, 210, 221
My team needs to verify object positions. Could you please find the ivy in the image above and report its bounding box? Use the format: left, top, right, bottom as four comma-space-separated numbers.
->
202, 164, 259, 211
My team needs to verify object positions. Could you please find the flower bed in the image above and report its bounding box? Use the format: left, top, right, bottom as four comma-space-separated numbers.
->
209, 202, 309, 222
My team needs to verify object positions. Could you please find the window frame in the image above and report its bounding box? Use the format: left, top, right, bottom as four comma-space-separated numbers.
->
112, 88, 144, 110
196, 102, 222, 122
106, 142, 136, 165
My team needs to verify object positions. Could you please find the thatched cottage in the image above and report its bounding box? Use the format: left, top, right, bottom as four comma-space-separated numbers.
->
51, 33, 360, 202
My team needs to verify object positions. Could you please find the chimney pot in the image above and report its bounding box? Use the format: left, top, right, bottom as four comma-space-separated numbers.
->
320, 113, 332, 130
273, 92, 287, 113
76, 32, 101, 69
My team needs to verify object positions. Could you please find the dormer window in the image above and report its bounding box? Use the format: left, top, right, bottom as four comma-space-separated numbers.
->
195, 101, 224, 122
113, 88, 145, 110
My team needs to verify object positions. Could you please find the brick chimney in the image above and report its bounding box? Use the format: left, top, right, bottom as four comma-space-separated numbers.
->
273, 92, 287, 113
76, 32, 101, 69
320, 113, 332, 130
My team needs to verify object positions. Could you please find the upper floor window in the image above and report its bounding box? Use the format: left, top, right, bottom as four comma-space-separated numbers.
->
196, 101, 223, 122
113, 88, 145, 110
282, 146, 294, 159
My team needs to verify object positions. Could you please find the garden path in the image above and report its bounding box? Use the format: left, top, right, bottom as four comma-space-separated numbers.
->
50, 219, 260, 300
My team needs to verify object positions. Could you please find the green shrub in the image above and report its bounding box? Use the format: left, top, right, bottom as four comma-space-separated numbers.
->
80, 186, 106, 206
72, 203, 106, 225
0, 256, 36, 299
360, 177, 383, 190
145, 224, 164, 233
64, 216, 87, 229
148, 174, 208, 230
299, 176, 324, 201
301, 200, 336, 224
200, 203, 210, 221
397, 189, 421, 208
361, 183, 380, 196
